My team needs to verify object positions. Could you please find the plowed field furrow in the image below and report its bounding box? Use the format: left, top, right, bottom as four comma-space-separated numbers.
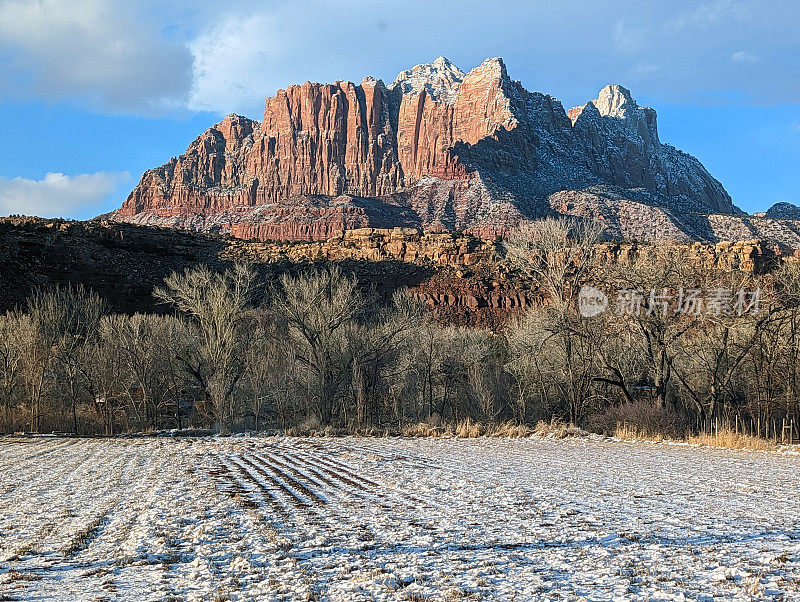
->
249, 452, 327, 505
234, 454, 311, 511
208, 458, 260, 510
279, 451, 373, 493
298, 451, 380, 488
297, 450, 438, 508
2, 437, 799, 601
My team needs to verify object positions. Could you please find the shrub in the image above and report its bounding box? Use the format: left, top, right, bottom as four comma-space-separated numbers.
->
586, 401, 689, 440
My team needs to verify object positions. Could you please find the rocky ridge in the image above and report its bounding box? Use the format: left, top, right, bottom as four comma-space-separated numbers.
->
765, 202, 800, 220
1, 217, 789, 327
113, 57, 790, 245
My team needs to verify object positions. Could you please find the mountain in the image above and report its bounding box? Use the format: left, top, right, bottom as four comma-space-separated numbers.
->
765, 202, 800, 220
112, 56, 800, 247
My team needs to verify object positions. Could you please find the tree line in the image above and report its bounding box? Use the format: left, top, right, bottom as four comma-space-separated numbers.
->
1, 218, 799, 439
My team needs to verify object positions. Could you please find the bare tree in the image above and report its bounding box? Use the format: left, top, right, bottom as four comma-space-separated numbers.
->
504, 217, 605, 423
23, 286, 106, 434
0, 312, 25, 431
604, 246, 701, 411
506, 304, 601, 423
774, 259, 800, 419
241, 315, 295, 431
101, 313, 191, 431
4, 239, 799, 439
505, 217, 604, 311
506, 309, 556, 423
155, 263, 257, 432
591, 313, 645, 406
272, 266, 366, 425
18, 307, 55, 433
347, 291, 420, 428
84, 321, 127, 435
669, 270, 768, 426
460, 328, 504, 423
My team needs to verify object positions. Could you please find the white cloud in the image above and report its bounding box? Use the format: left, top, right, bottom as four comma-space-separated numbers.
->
669, 0, 750, 30
188, 13, 280, 115
0, 0, 192, 113
731, 51, 759, 64
0, 171, 130, 218
627, 62, 662, 79
185, 2, 392, 116
613, 19, 648, 54
0, 0, 798, 115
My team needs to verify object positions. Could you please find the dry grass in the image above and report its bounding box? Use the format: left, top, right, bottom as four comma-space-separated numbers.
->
688, 428, 776, 451
614, 423, 777, 450
533, 419, 588, 439
585, 402, 779, 450
455, 419, 535, 438
401, 419, 588, 439
490, 421, 531, 438
400, 420, 531, 438
400, 422, 447, 437
455, 418, 484, 438
277, 413, 778, 450
614, 423, 672, 442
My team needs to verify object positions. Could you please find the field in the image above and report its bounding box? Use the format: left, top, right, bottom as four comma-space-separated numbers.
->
0, 436, 799, 601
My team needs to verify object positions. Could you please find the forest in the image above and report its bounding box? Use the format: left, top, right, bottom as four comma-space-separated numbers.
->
1, 219, 798, 442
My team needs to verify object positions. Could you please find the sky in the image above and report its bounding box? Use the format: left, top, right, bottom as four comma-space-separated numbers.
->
0, 0, 798, 219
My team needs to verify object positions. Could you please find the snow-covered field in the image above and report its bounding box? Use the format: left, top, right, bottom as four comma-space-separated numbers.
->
0, 436, 798, 601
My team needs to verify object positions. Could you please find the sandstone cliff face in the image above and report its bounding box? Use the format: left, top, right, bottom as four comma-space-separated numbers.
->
115, 56, 744, 243
0, 217, 535, 328
1, 218, 790, 329
121, 114, 261, 216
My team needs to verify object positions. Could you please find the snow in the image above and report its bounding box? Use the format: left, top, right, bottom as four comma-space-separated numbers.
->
389, 56, 465, 104
1, 436, 799, 600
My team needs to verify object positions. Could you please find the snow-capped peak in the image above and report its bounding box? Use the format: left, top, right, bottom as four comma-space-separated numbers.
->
592, 84, 637, 119
472, 57, 508, 79
389, 56, 465, 103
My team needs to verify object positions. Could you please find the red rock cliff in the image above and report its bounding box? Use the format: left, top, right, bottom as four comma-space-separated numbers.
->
115, 56, 746, 244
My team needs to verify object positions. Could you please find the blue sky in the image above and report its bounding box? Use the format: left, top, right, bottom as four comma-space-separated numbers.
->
0, 0, 798, 218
